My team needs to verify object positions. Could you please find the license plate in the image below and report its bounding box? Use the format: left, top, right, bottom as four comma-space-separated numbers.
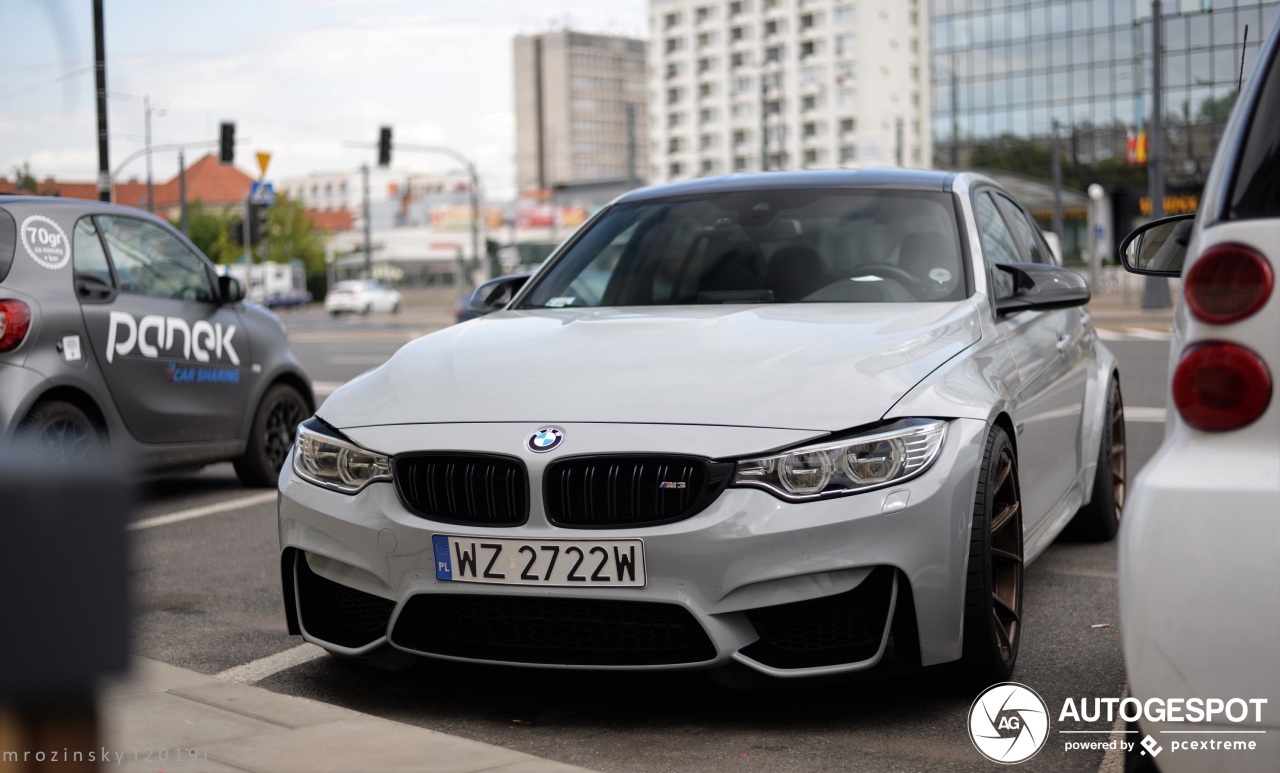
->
432, 535, 646, 587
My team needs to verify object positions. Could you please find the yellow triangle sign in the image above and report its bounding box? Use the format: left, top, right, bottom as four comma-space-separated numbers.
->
256, 152, 272, 178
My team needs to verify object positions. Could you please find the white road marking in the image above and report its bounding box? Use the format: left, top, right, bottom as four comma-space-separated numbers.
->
326, 354, 390, 365
1096, 686, 1132, 773
1096, 328, 1173, 341
1126, 407, 1167, 423
314, 381, 346, 397
1125, 327, 1173, 341
215, 643, 328, 684
127, 491, 277, 531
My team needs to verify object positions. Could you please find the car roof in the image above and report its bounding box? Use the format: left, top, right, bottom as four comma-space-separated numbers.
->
0, 194, 178, 223
615, 168, 963, 204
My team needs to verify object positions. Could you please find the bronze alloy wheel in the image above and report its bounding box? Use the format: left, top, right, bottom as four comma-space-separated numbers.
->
961, 425, 1024, 683
1109, 386, 1127, 522
988, 446, 1023, 662
1064, 378, 1126, 541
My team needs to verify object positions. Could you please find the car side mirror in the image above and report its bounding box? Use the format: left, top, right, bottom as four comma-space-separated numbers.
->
994, 262, 1091, 316
1118, 213, 1195, 277
467, 274, 530, 317
219, 275, 245, 304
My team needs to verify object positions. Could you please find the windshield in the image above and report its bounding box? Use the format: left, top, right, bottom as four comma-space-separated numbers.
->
519, 189, 966, 308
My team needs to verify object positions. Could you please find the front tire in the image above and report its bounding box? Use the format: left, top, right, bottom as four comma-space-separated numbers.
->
15, 400, 104, 468
1065, 377, 1125, 541
960, 425, 1024, 685
235, 384, 308, 487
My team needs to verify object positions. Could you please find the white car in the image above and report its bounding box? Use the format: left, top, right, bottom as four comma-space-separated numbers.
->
1116, 23, 1279, 772
279, 170, 1121, 683
324, 280, 401, 315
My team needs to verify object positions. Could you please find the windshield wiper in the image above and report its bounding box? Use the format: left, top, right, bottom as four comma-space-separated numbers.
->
696, 290, 777, 303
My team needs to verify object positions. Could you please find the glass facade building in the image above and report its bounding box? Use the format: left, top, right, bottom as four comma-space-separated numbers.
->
930, 0, 1279, 259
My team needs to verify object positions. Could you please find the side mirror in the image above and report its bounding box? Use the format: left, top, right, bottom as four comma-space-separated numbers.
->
466, 274, 530, 318
218, 275, 245, 304
994, 262, 1091, 316
1118, 213, 1195, 277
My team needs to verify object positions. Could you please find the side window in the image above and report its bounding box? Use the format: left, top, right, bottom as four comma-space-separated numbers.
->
973, 192, 1019, 298
73, 218, 114, 285
96, 216, 214, 302
994, 194, 1052, 264
1228, 40, 1280, 219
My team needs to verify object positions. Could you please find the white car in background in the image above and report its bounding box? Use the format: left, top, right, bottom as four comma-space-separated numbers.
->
324, 280, 401, 315
1117, 23, 1278, 772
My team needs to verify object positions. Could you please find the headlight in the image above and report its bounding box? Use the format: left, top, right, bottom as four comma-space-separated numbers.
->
293, 417, 391, 494
733, 419, 946, 500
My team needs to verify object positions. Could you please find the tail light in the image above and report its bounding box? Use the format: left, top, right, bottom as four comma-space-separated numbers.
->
1172, 341, 1272, 431
0, 299, 32, 353
1184, 244, 1274, 324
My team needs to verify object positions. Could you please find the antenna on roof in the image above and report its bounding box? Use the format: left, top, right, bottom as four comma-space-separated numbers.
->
1238, 24, 1249, 93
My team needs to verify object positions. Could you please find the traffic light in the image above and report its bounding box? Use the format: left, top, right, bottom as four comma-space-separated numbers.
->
378, 126, 392, 167
248, 204, 264, 245
229, 205, 266, 246
219, 122, 235, 164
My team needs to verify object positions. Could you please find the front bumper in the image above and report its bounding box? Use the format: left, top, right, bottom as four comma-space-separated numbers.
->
278, 418, 987, 677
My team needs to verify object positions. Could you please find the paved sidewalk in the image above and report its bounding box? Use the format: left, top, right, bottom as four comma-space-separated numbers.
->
99, 658, 597, 773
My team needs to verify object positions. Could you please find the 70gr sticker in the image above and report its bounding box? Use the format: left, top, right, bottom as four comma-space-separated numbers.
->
20, 215, 71, 270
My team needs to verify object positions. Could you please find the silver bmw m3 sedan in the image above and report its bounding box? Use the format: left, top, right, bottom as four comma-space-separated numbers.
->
277, 169, 1123, 683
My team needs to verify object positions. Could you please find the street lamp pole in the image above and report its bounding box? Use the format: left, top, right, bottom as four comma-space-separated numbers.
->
1143, 0, 1173, 308
397, 143, 482, 292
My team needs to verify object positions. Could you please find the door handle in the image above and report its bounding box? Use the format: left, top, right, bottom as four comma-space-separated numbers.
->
1056, 333, 1071, 352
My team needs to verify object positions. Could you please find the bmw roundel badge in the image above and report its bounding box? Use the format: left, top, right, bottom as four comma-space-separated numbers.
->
527, 427, 564, 453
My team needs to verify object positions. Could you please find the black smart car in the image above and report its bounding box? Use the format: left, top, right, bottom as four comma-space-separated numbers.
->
0, 196, 313, 485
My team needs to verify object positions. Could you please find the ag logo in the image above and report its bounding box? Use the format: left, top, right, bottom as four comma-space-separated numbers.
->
527, 427, 564, 453
968, 682, 1050, 764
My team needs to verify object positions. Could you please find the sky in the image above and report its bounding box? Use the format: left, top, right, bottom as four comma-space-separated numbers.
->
2, 0, 649, 200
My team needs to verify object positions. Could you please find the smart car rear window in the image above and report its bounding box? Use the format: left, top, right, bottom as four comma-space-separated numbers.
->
1228, 39, 1280, 219
0, 208, 15, 283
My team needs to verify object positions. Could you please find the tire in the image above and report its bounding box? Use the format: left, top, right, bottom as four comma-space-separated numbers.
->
960, 425, 1024, 685
361, 304, 371, 316
235, 383, 309, 487
1064, 378, 1126, 541
390, 301, 401, 315
14, 400, 105, 468
329, 309, 341, 317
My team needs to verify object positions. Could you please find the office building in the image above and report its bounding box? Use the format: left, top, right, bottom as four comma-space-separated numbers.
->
648, 0, 932, 184
514, 30, 649, 199
931, 0, 1280, 256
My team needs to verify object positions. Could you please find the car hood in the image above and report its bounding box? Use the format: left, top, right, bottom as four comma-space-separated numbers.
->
321, 301, 983, 432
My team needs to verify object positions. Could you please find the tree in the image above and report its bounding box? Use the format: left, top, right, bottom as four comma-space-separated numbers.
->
258, 196, 329, 297
174, 202, 241, 264
1198, 91, 1237, 123
11, 162, 39, 194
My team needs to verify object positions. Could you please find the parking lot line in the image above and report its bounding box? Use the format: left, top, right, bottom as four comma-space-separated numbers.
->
216, 643, 328, 684
1126, 407, 1167, 423
127, 491, 277, 531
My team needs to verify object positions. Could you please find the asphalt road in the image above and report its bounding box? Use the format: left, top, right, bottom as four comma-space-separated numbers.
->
124, 306, 1176, 772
